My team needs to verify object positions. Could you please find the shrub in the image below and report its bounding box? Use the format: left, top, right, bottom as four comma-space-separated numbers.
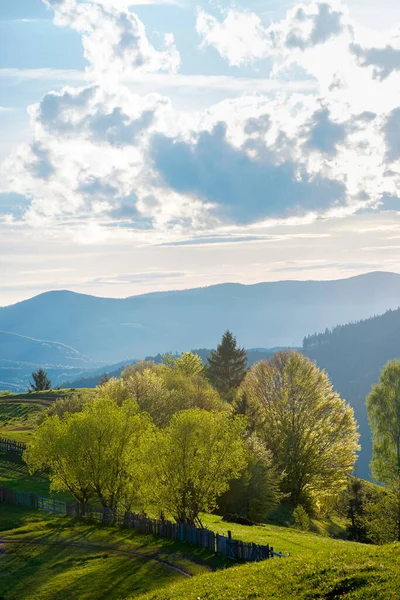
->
293, 505, 311, 531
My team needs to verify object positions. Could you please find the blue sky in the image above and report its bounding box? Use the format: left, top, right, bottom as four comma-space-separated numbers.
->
1, 0, 400, 304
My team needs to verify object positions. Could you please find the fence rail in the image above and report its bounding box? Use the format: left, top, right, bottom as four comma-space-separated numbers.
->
0, 437, 27, 455
0, 486, 288, 562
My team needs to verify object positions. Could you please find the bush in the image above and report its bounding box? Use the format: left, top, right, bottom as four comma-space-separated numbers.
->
293, 505, 311, 531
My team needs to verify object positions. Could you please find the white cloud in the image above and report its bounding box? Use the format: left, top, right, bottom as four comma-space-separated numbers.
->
45, 0, 180, 79
1, 0, 399, 251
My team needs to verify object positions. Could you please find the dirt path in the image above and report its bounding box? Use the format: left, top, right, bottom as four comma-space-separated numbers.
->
0, 537, 192, 578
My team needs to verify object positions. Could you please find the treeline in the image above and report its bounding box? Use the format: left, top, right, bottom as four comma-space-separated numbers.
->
25, 332, 360, 530
303, 308, 400, 350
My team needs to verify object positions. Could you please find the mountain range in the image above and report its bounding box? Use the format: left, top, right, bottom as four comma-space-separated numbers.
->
2, 271, 400, 363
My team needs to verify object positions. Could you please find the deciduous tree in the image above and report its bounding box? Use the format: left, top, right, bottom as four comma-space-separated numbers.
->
242, 351, 359, 508
140, 409, 247, 525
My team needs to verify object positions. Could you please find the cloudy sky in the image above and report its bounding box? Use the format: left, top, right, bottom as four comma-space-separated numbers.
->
1, 0, 399, 305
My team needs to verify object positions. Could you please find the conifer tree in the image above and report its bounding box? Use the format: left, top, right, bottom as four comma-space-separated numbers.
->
208, 331, 248, 400
29, 368, 51, 392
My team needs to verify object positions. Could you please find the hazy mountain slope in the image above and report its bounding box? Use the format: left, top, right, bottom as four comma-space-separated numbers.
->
0, 331, 100, 391
1, 272, 400, 363
0, 331, 90, 366
304, 308, 400, 479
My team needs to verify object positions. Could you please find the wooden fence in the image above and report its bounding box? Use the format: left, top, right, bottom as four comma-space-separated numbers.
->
0, 486, 287, 562
0, 437, 27, 455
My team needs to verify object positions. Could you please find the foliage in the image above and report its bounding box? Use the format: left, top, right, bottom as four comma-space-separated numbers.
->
96, 377, 131, 406
123, 355, 227, 427
208, 331, 248, 401
242, 351, 359, 507
174, 352, 205, 376
29, 368, 51, 392
293, 505, 311, 531
42, 394, 89, 422
363, 487, 400, 544
139, 410, 247, 525
346, 479, 367, 542
366, 359, 400, 487
25, 396, 151, 509
217, 434, 281, 522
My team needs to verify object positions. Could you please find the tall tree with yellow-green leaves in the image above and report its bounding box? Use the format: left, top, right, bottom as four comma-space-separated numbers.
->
139, 409, 247, 526
241, 351, 359, 509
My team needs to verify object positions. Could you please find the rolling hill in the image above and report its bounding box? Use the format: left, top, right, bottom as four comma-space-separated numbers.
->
1, 272, 400, 363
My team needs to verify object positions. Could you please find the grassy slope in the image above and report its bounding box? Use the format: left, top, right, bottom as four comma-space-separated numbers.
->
0, 389, 94, 401
0, 389, 95, 443
136, 542, 400, 600
0, 504, 220, 600
201, 514, 350, 558
0, 401, 45, 443
0, 452, 73, 500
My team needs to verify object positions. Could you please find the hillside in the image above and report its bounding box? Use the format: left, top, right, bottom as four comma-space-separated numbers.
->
0, 331, 101, 391
1, 272, 400, 363
303, 308, 400, 479
136, 543, 400, 600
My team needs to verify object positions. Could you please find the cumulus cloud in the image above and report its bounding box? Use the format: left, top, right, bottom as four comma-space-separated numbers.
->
1, 0, 399, 243
151, 120, 347, 224
45, 0, 180, 78
351, 42, 400, 80
383, 107, 400, 162
305, 107, 347, 155
196, 2, 348, 67
32, 84, 167, 147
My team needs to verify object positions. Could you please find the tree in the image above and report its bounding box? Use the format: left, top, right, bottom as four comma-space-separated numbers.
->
29, 368, 51, 392
242, 351, 359, 508
217, 434, 281, 522
367, 359, 400, 487
208, 331, 248, 400
366, 359, 400, 541
363, 489, 400, 544
140, 409, 247, 525
24, 414, 95, 506
25, 396, 151, 512
123, 356, 228, 427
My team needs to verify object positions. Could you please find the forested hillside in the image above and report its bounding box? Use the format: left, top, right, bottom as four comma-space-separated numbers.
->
304, 308, 400, 479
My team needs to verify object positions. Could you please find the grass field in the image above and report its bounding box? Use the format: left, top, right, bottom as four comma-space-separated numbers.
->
201, 514, 351, 559
0, 389, 95, 443
0, 389, 94, 401
0, 402, 45, 443
136, 541, 400, 600
0, 504, 222, 600
0, 452, 73, 500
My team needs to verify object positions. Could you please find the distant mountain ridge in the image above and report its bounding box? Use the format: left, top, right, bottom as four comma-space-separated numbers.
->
1, 271, 400, 363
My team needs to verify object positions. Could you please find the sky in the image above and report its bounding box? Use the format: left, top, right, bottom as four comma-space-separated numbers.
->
0, 0, 400, 305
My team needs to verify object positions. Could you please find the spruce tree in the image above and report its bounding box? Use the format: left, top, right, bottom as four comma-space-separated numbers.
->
29, 368, 51, 392
208, 331, 248, 400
